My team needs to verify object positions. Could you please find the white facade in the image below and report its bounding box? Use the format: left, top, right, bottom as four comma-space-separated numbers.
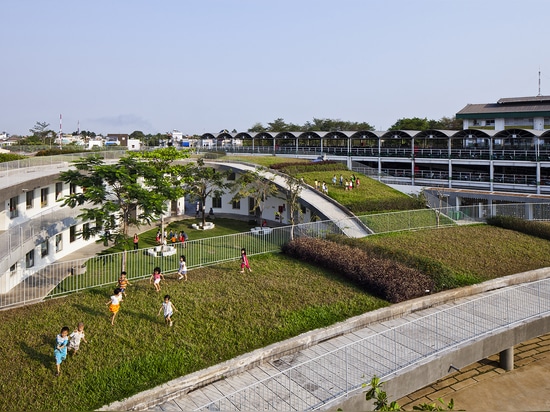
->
0, 159, 315, 294
1, 179, 99, 293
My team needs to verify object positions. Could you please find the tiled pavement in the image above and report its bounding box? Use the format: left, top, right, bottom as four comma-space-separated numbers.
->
398, 333, 550, 411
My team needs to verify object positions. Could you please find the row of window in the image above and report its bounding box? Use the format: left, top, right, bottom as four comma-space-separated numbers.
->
9, 182, 77, 219
10, 223, 83, 275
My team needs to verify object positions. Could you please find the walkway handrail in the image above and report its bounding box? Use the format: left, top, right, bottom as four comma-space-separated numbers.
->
195, 277, 550, 411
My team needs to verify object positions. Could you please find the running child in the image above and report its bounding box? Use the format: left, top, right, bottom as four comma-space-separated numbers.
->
149, 267, 165, 292
240, 248, 252, 273
107, 288, 123, 325
117, 271, 131, 297
177, 255, 188, 281
157, 294, 178, 327
68, 322, 88, 355
54, 326, 70, 376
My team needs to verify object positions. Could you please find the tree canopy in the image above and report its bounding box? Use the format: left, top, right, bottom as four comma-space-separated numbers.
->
231, 167, 279, 224
248, 117, 375, 133
58, 147, 189, 251
388, 116, 462, 131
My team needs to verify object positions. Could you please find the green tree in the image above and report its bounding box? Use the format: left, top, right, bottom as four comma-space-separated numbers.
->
281, 169, 304, 240
179, 158, 234, 227
388, 117, 432, 131
231, 167, 279, 225
267, 118, 289, 132
58, 147, 189, 269
23, 121, 55, 145
434, 116, 462, 130
129, 130, 146, 141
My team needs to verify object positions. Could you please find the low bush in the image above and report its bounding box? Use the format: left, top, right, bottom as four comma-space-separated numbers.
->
347, 196, 425, 213
35, 147, 90, 156
203, 150, 227, 159
487, 215, 550, 241
282, 238, 434, 303
0, 152, 27, 162
330, 235, 465, 291
271, 160, 347, 174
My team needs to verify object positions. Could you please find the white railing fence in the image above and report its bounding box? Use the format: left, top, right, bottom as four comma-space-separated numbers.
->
2, 202, 550, 311
195, 278, 550, 411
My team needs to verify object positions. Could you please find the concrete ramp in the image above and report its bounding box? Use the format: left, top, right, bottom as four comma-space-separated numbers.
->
214, 161, 372, 238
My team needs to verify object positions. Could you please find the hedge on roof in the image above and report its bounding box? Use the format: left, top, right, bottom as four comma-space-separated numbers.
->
282, 237, 434, 303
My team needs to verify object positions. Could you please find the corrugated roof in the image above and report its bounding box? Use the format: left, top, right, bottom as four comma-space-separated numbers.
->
497, 95, 550, 104
457, 102, 550, 115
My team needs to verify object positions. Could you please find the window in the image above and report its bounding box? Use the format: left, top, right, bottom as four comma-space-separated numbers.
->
41, 239, 49, 258
83, 223, 89, 238
232, 199, 241, 209
9, 195, 18, 218
41, 188, 49, 207
212, 196, 222, 208
10, 263, 17, 275
26, 250, 35, 268
70, 226, 77, 243
55, 182, 63, 200
248, 197, 255, 215
55, 234, 63, 252
26, 190, 34, 209
70, 183, 77, 195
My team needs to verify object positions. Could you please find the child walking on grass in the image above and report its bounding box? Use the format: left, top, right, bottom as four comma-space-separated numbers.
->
68, 322, 88, 355
178, 255, 188, 281
158, 294, 178, 327
240, 248, 252, 273
149, 267, 165, 292
107, 288, 123, 325
54, 326, 70, 376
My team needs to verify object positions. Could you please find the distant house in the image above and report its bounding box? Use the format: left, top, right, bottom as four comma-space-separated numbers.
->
105, 134, 128, 146
127, 139, 141, 150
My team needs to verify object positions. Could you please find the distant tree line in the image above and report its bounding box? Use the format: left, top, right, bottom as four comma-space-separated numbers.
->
248, 116, 462, 133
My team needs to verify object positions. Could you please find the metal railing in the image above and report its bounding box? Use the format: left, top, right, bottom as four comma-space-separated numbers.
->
195, 277, 550, 411
4, 202, 550, 310
0, 219, 345, 309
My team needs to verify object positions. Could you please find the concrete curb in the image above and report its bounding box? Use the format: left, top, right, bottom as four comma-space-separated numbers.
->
100, 267, 550, 411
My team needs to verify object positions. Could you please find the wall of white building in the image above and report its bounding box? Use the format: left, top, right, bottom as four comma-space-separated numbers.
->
0, 165, 313, 294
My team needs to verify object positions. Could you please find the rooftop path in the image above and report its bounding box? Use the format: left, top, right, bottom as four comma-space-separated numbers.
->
212, 161, 372, 238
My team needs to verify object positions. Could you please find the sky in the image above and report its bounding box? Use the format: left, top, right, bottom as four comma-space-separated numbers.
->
2, 0, 550, 136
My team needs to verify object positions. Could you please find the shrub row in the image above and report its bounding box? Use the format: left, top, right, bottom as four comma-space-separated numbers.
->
487, 215, 550, 241
271, 160, 348, 174
346, 197, 426, 213
282, 237, 434, 303
35, 147, 91, 156
0, 153, 27, 162
329, 235, 464, 291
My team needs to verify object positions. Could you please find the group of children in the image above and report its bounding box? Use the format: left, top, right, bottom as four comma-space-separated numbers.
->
54, 249, 250, 376
156, 229, 188, 245
53, 322, 88, 376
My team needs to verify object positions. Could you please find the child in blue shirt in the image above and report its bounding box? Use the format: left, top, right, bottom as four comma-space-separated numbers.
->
54, 326, 70, 376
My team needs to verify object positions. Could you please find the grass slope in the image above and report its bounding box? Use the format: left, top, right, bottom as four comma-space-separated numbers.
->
0, 254, 385, 411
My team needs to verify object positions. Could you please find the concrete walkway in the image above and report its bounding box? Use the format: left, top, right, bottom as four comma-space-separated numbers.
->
100, 269, 550, 411
214, 161, 372, 238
